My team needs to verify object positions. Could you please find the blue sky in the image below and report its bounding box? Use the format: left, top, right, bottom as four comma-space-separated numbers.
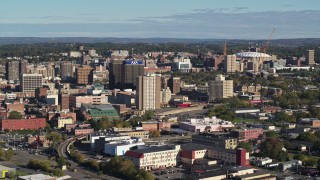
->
0, 0, 319, 39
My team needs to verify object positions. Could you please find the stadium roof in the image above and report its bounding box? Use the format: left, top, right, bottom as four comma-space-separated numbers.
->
236, 52, 271, 58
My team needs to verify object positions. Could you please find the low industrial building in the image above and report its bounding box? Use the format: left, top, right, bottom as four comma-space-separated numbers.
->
104, 138, 145, 156
179, 117, 234, 133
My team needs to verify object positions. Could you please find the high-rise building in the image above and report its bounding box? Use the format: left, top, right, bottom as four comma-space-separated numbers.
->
224, 54, 237, 73
306, 50, 315, 65
109, 60, 144, 90
160, 76, 170, 89
136, 74, 161, 110
168, 77, 181, 95
6, 61, 20, 82
208, 75, 233, 102
76, 65, 93, 85
109, 60, 123, 89
160, 87, 172, 105
60, 61, 74, 81
122, 60, 144, 89
19, 60, 28, 75
82, 55, 90, 65
47, 63, 55, 78
59, 93, 70, 111
21, 74, 43, 92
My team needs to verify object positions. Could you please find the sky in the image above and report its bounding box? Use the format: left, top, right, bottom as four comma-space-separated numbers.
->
0, 0, 319, 39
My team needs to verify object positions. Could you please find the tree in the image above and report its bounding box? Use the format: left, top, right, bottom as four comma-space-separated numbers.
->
274, 112, 296, 123
305, 158, 317, 167
56, 157, 66, 168
8, 111, 22, 119
260, 138, 288, 161
136, 169, 154, 180
237, 142, 252, 153
317, 159, 320, 170
46, 132, 62, 151
4, 149, 14, 160
297, 132, 318, 143
266, 131, 279, 138
52, 168, 63, 177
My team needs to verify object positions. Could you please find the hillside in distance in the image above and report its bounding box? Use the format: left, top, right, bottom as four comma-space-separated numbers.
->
0, 37, 319, 47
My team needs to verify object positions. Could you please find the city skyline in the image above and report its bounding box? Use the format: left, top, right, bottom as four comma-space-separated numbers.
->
0, 0, 319, 39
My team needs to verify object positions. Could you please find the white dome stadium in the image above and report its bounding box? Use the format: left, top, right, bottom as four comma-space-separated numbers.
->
236, 52, 271, 58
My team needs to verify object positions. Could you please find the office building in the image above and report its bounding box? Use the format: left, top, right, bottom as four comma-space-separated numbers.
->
224, 54, 237, 73
172, 58, 192, 72
231, 128, 263, 142
109, 60, 123, 89
160, 87, 172, 105
6, 61, 20, 82
57, 117, 73, 129
109, 60, 144, 89
59, 93, 70, 111
168, 77, 181, 94
124, 145, 181, 170
76, 65, 93, 85
60, 61, 74, 81
136, 74, 161, 110
192, 134, 238, 149
305, 50, 315, 65
19, 60, 28, 75
122, 60, 144, 89
21, 74, 42, 92
208, 75, 233, 102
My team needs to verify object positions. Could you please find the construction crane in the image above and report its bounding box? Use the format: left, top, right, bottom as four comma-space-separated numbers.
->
262, 28, 276, 55
259, 28, 276, 71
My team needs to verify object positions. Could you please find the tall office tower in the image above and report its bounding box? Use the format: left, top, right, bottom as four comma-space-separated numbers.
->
136, 74, 161, 110
76, 65, 93, 85
161, 76, 170, 89
19, 60, 28, 75
82, 55, 90, 65
306, 50, 315, 65
21, 74, 43, 92
160, 87, 172, 105
59, 93, 70, 111
6, 61, 20, 82
109, 60, 123, 89
60, 61, 74, 81
109, 60, 144, 90
47, 63, 55, 78
224, 54, 237, 73
208, 75, 233, 102
122, 60, 144, 89
168, 77, 181, 95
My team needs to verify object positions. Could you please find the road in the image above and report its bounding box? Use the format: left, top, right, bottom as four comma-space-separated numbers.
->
156, 106, 206, 116
57, 137, 122, 180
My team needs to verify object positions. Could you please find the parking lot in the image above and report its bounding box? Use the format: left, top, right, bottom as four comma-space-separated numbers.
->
152, 167, 187, 180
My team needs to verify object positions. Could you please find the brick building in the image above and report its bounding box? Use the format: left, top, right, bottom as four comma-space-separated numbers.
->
0, 118, 46, 131
231, 128, 263, 142
141, 121, 172, 131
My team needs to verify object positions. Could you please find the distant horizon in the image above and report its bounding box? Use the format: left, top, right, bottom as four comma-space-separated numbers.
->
1, 0, 319, 39
1, 36, 320, 40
